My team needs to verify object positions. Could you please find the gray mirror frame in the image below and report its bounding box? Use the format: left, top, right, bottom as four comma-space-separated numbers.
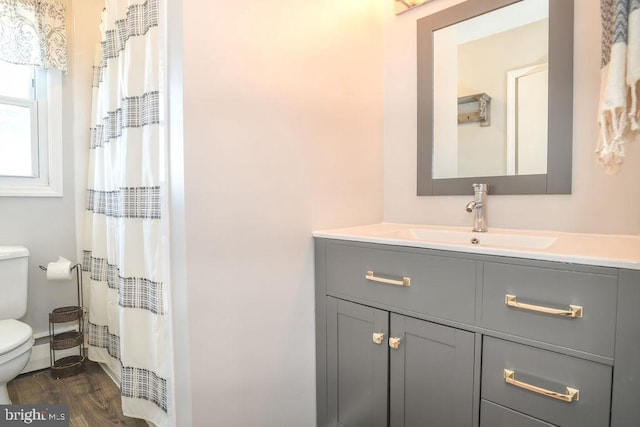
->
417, 0, 573, 195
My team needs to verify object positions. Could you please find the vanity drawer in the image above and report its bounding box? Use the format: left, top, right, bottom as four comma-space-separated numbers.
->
480, 400, 555, 427
481, 262, 617, 357
324, 241, 476, 324
482, 337, 612, 427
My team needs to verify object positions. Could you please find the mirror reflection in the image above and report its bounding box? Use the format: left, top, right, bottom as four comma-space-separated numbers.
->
417, 0, 573, 196
432, 0, 549, 179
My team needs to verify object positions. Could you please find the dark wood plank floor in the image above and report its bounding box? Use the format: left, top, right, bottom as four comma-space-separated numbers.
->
8, 361, 148, 426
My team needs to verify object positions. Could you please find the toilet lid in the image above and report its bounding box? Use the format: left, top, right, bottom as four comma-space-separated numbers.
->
0, 319, 33, 355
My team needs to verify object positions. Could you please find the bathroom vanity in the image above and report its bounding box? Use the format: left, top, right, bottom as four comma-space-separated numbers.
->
313, 223, 640, 427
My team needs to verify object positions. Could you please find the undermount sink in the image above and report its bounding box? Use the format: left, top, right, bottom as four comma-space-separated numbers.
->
380, 228, 557, 250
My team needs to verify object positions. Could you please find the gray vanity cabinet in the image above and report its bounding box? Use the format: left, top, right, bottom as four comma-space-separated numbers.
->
389, 314, 475, 427
481, 262, 618, 358
480, 400, 556, 427
318, 240, 477, 427
482, 336, 612, 427
315, 238, 638, 427
325, 297, 475, 427
326, 298, 388, 427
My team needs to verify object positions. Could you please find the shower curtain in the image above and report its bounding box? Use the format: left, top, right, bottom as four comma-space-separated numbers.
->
83, 0, 170, 425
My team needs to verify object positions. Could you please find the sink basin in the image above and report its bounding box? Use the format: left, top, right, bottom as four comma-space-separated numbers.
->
381, 228, 557, 250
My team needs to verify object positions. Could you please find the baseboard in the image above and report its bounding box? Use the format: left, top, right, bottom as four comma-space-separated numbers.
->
97, 361, 120, 386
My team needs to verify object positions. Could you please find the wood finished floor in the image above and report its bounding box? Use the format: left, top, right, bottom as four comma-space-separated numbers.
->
7, 361, 148, 426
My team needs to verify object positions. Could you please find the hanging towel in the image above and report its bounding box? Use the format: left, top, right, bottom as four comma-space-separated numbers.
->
596, 0, 640, 172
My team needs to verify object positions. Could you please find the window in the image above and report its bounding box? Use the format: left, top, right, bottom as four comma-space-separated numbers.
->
0, 61, 62, 196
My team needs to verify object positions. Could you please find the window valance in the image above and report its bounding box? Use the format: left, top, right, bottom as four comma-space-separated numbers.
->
0, 0, 67, 71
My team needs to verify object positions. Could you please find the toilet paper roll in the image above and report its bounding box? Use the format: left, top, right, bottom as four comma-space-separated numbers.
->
46, 256, 73, 280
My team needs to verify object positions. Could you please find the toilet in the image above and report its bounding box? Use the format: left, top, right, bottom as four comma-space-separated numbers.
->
0, 246, 34, 404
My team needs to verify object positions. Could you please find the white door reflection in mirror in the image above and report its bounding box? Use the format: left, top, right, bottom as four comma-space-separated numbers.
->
432, 0, 549, 179
507, 64, 548, 175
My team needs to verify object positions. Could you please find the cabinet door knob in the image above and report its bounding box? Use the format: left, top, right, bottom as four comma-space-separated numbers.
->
389, 337, 402, 350
372, 332, 385, 345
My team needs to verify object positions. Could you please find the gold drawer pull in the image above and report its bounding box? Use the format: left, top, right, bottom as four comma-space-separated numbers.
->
504, 369, 579, 403
365, 271, 411, 287
505, 294, 583, 318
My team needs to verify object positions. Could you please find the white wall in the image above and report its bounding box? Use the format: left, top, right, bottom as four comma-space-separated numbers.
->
181, 0, 384, 425
70, 0, 104, 339
384, 0, 640, 235
71, 0, 103, 265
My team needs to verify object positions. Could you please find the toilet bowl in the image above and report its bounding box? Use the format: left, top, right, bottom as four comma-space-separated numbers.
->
0, 319, 34, 404
0, 246, 33, 405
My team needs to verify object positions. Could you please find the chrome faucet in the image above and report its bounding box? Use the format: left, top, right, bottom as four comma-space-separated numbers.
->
466, 183, 487, 232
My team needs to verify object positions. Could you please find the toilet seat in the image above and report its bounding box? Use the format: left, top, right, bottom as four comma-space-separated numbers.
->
0, 320, 33, 365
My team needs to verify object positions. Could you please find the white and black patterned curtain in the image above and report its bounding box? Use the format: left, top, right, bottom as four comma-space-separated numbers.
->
0, 0, 67, 70
83, 0, 170, 425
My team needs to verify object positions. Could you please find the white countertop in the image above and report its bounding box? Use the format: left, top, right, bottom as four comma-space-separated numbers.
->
313, 223, 640, 270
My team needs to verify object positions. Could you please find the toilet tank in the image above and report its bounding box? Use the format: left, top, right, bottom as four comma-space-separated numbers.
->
0, 246, 29, 320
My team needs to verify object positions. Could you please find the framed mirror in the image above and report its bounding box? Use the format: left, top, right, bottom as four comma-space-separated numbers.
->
417, 0, 573, 195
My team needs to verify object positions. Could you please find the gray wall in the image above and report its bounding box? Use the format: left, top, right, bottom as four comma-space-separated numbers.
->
0, 0, 102, 337
0, 74, 77, 336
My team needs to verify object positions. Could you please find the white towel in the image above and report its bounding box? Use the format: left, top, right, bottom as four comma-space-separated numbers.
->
596, 0, 640, 173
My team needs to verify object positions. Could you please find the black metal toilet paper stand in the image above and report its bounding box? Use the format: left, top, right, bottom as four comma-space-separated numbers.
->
41, 263, 86, 378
